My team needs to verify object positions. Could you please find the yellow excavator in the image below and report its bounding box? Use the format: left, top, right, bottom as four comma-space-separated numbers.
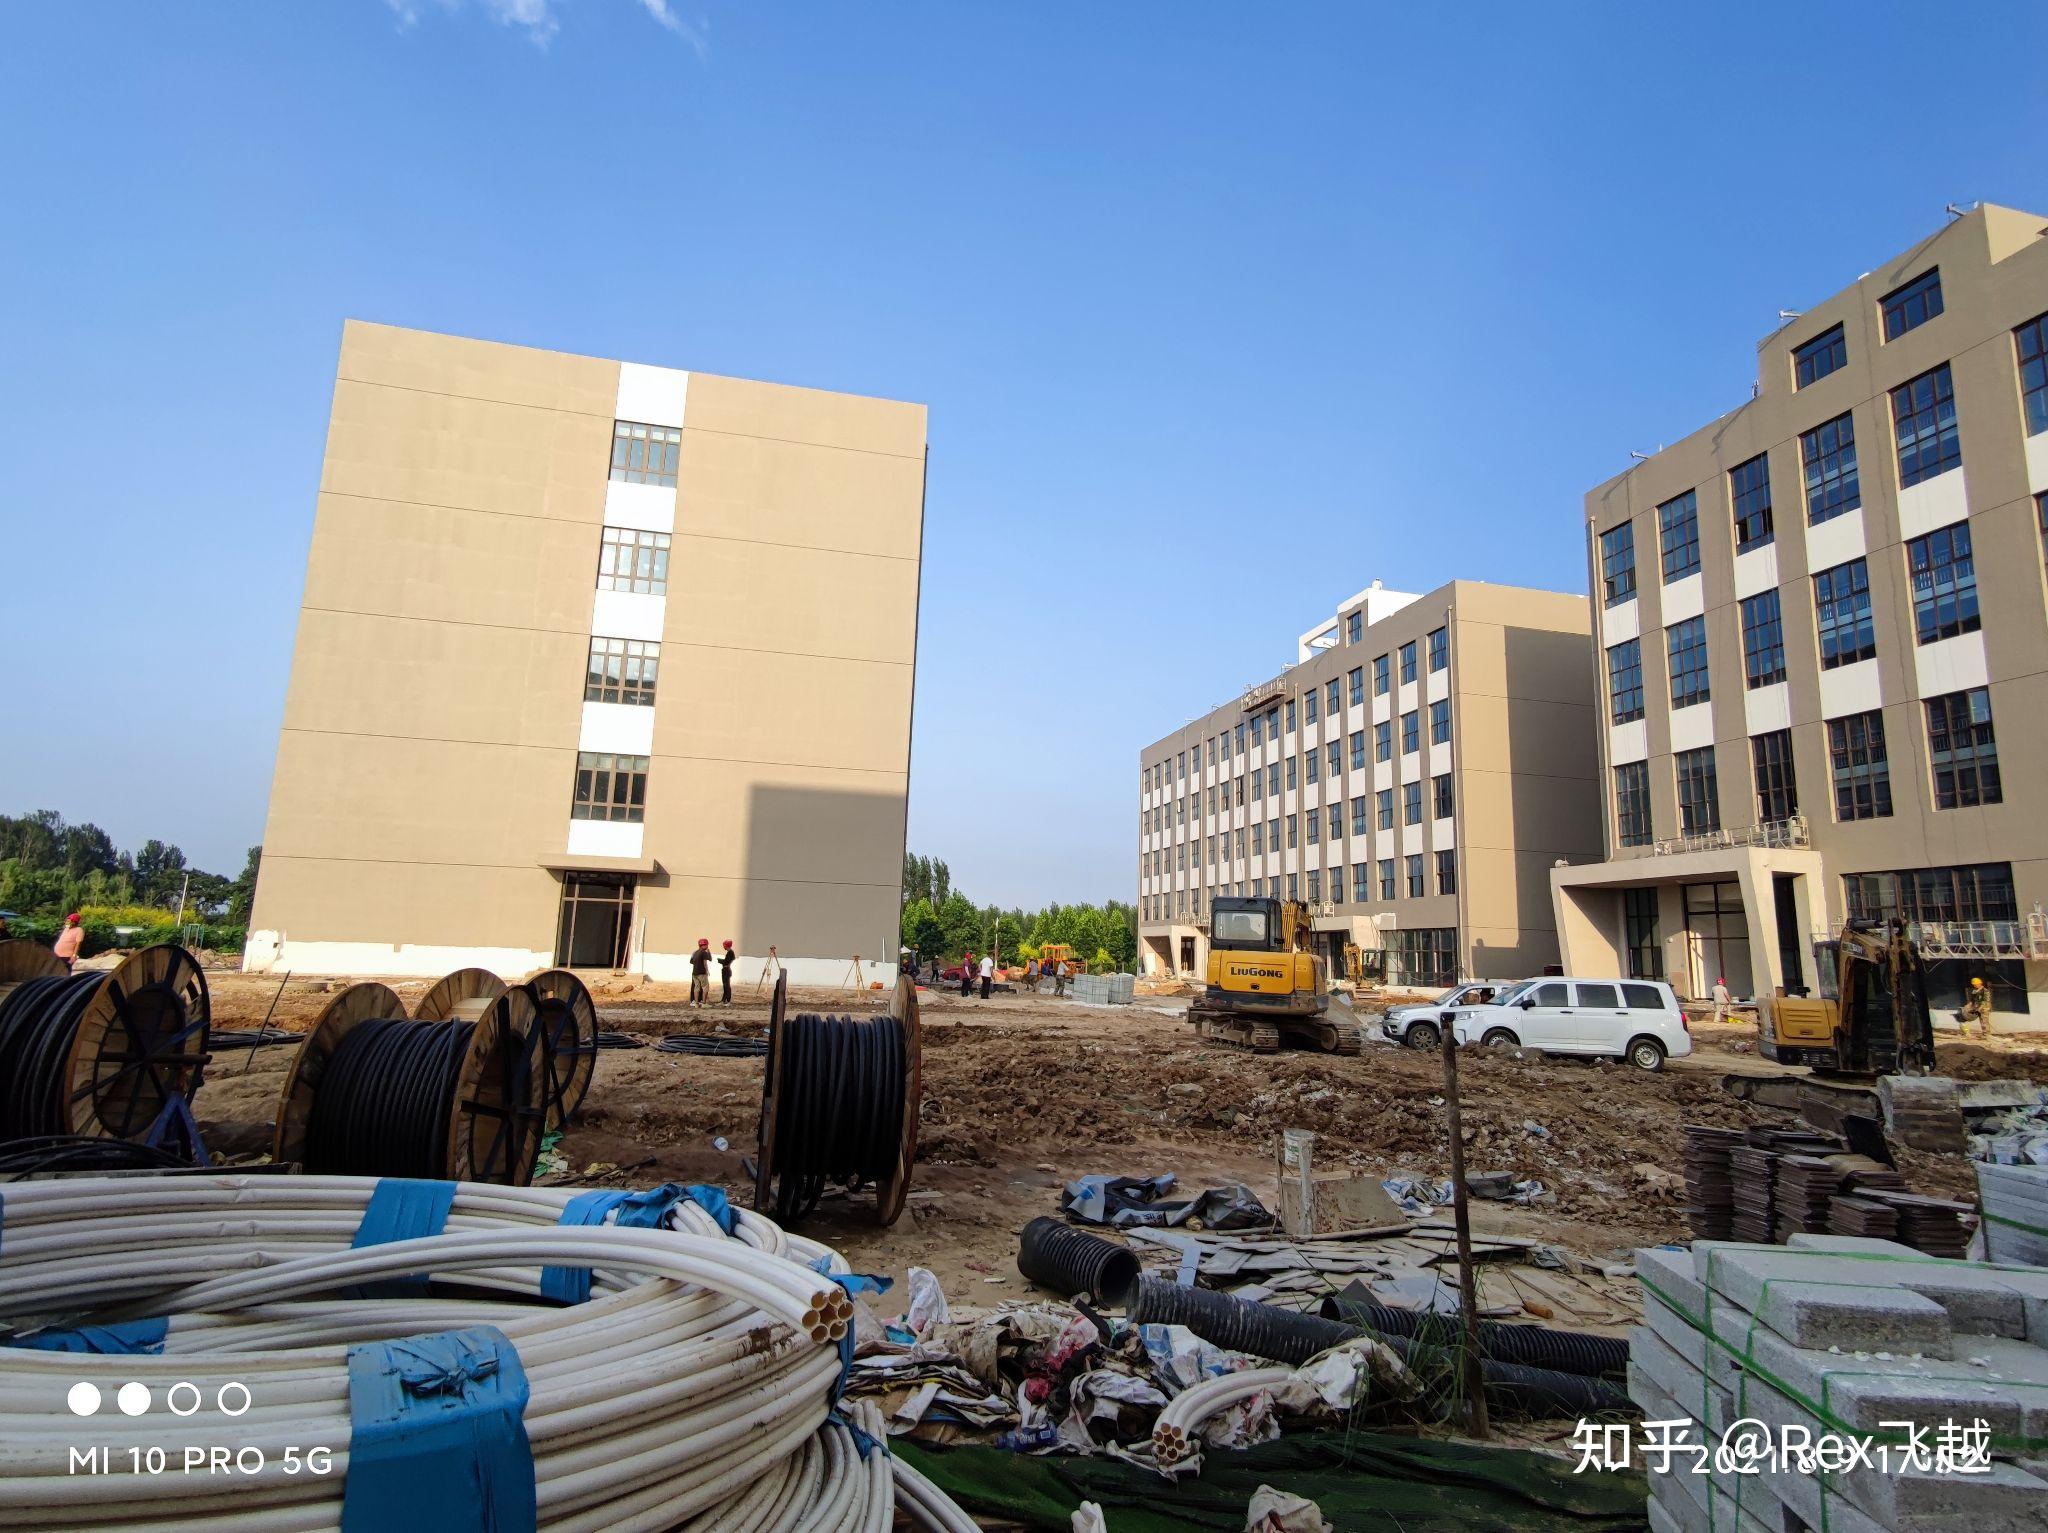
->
1188, 896, 1362, 1054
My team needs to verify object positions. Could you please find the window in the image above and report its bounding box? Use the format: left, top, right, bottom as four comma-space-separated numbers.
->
1373, 722, 1390, 762
1429, 699, 1451, 745
1880, 268, 1942, 340
1405, 855, 1425, 898
2019, 314, 2048, 436
1178, 751, 1187, 780
1251, 822, 1264, 855
1623, 888, 1662, 979
1331, 870, 1344, 906
1266, 763, 1279, 796
1926, 688, 2001, 808
1307, 869, 1321, 901
1234, 776, 1245, 806
1667, 617, 1710, 709
1615, 761, 1651, 847
610, 420, 681, 486
573, 752, 648, 822
1675, 746, 1719, 834
1403, 781, 1422, 825
1305, 750, 1319, 785
585, 636, 660, 706
1730, 454, 1773, 552
1325, 742, 1340, 777
1348, 666, 1365, 706
1906, 522, 1978, 643
596, 528, 672, 595
1658, 491, 1700, 581
1303, 688, 1318, 724
1347, 611, 1363, 644
1267, 705, 1279, 736
1432, 773, 1452, 819
1250, 713, 1262, 746
1827, 711, 1891, 821
1354, 864, 1371, 903
1800, 412, 1861, 524
1891, 364, 1960, 486
1740, 590, 1786, 689
1378, 859, 1395, 901
1813, 559, 1876, 669
1793, 323, 1847, 389
1607, 638, 1644, 724
1287, 814, 1298, 849
1844, 863, 2015, 926
1235, 723, 1246, 753
1599, 522, 1637, 606
1219, 731, 1230, 762
1400, 710, 1419, 755
1235, 828, 1245, 858
1752, 730, 1798, 823
1436, 849, 1456, 896
1351, 796, 1368, 837
1387, 928, 1456, 987
1397, 642, 1416, 684
1251, 769, 1263, 802
1427, 627, 1448, 673
1328, 804, 1342, 841
1326, 679, 1341, 715
1306, 811, 1319, 844
1372, 655, 1390, 695
1285, 700, 1296, 733
1376, 789, 1394, 830
1352, 729, 1369, 770
1286, 756, 1297, 791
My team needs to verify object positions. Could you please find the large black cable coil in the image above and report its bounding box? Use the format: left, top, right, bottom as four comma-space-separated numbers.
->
657, 1034, 768, 1057
1129, 1277, 1630, 1418
0, 975, 102, 1138
1017, 1217, 1142, 1305
0, 1134, 193, 1176
303, 1017, 481, 1178
1322, 1287, 1630, 1379
761, 1011, 906, 1224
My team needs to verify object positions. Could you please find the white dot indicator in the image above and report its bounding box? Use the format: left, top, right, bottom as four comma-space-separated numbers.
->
116, 1382, 150, 1416
67, 1382, 102, 1417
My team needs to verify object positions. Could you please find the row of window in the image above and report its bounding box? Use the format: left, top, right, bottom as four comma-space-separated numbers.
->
1141, 700, 1454, 800
1609, 685, 2001, 845
1139, 629, 1455, 795
1139, 849, 1457, 922
1599, 302, 2048, 606
1604, 520, 1983, 724
1786, 267, 1942, 395
1140, 725, 1457, 833
1143, 776, 1458, 862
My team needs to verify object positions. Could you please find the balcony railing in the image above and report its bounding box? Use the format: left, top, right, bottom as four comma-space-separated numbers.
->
1815, 912, 2048, 961
1650, 815, 1809, 857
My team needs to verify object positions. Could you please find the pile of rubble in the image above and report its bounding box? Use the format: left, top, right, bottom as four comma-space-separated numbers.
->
1630, 1235, 2048, 1533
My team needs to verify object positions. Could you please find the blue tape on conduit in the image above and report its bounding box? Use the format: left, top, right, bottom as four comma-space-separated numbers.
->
539, 1183, 737, 1303
824, 1273, 894, 1406
341, 1327, 535, 1533
9, 1318, 169, 1355
349, 1179, 457, 1298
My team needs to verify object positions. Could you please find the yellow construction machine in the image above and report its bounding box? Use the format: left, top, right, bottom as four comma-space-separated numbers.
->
1187, 896, 1361, 1053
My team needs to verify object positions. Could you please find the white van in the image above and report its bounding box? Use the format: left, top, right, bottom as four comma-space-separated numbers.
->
1446, 977, 1690, 1070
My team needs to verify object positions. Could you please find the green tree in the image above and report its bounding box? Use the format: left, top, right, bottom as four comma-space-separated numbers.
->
899, 897, 943, 960
936, 893, 979, 960
228, 846, 262, 924
63, 822, 118, 880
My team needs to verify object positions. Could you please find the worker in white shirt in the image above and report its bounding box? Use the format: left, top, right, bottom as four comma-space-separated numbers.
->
978, 952, 995, 1001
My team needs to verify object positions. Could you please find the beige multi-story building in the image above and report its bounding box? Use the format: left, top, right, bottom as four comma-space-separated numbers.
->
1137, 581, 1601, 987
245, 321, 925, 986
1553, 205, 2048, 1026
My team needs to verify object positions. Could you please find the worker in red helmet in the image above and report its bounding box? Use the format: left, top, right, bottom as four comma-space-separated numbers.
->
53, 912, 84, 972
718, 939, 736, 1004
689, 937, 713, 1008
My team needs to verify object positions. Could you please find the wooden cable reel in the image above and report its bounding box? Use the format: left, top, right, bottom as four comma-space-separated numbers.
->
523, 968, 599, 1128
273, 968, 553, 1185
0, 939, 65, 1010
753, 971, 922, 1225
42, 945, 211, 1143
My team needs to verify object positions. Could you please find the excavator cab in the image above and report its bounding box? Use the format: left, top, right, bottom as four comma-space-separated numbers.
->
1188, 897, 1356, 1054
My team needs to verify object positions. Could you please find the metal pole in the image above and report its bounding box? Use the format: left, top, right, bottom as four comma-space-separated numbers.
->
1439, 1011, 1490, 1438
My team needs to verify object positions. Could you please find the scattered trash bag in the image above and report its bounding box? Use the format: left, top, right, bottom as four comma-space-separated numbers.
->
1063, 1174, 1272, 1230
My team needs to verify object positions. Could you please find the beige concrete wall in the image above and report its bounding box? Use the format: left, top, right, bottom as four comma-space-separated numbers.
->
249, 321, 924, 977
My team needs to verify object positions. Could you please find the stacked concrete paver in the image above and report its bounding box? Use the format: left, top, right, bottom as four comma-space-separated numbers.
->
1631, 1234, 2048, 1533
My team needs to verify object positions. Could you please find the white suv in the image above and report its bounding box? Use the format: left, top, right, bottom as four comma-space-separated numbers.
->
1446, 977, 1690, 1071
1380, 981, 1508, 1050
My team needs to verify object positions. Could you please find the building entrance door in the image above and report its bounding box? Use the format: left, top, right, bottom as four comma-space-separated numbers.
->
1178, 936, 1196, 973
556, 875, 635, 970
1772, 874, 1805, 994
1682, 882, 1752, 1000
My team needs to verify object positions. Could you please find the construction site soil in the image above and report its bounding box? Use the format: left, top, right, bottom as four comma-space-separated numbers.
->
192, 970, 2039, 1297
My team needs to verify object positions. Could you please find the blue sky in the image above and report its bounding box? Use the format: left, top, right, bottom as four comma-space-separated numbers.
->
1, 2, 2043, 907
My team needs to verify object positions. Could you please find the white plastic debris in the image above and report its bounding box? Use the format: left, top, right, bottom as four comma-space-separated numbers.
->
1245, 1485, 1334, 1533
905, 1266, 952, 1334
1071, 1503, 1108, 1533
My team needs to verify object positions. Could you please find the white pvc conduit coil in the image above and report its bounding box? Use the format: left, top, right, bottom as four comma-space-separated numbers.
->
1150, 1366, 1291, 1466
0, 1175, 973, 1533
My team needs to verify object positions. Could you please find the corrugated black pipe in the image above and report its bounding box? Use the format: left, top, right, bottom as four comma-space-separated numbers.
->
1017, 1217, 1141, 1304
1129, 1278, 1629, 1418
1321, 1290, 1630, 1379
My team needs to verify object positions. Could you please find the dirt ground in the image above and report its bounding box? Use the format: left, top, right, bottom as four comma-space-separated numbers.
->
190, 968, 2044, 1302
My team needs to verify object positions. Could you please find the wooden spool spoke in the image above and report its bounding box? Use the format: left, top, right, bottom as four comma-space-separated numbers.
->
452, 990, 547, 1186
876, 973, 922, 1226
523, 969, 598, 1129
753, 971, 789, 1213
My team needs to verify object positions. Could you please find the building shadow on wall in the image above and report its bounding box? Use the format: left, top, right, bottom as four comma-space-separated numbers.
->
739, 783, 908, 966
